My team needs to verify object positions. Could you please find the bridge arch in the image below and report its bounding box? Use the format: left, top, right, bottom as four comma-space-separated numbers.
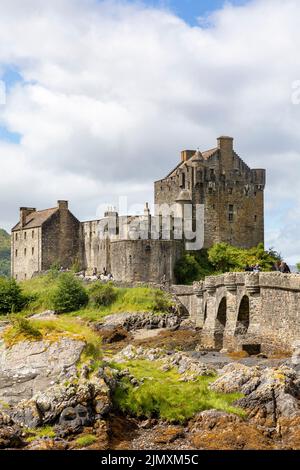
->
214, 297, 227, 350
234, 295, 250, 336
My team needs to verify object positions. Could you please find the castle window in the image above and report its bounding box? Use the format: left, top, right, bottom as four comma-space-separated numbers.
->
228, 204, 234, 222
228, 188, 233, 194
24, 248, 27, 256
32, 247, 34, 256
210, 169, 215, 179
254, 215, 257, 222
32, 230, 35, 239
15, 233, 18, 241
15, 249, 18, 258
180, 172, 186, 188
24, 232, 27, 240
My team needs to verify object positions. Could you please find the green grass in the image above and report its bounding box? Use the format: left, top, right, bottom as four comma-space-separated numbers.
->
75, 434, 97, 448
2, 315, 103, 363
25, 426, 56, 442
71, 286, 173, 321
15, 274, 173, 322
113, 360, 245, 424
19, 273, 61, 313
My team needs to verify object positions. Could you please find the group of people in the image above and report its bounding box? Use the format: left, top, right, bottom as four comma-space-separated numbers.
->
92, 267, 114, 280
244, 260, 291, 273
244, 264, 262, 273
271, 261, 291, 273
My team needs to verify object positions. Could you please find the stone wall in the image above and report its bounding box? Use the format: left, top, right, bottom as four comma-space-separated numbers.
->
80, 220, 110, 275
110, 239, 184, 283
170, 285, 199, 322
42, 204, 81, 271
11, 227, 42, 281
182, 272, 300, 354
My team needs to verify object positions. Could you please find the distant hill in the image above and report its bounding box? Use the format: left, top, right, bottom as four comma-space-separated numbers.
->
0, 229, 11, 277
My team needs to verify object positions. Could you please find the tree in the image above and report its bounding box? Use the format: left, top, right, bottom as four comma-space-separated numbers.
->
0, 277, 25, 314
51, 273, 89, 313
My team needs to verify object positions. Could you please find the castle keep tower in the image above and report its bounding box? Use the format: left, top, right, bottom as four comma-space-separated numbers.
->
154, 136, 265, 249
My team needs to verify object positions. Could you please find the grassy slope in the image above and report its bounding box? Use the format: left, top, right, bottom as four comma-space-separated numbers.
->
19, 273, 172, 321
0, 229, 11, 277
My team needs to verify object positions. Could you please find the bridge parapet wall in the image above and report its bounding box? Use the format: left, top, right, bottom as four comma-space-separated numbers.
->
181, 272, 300, 354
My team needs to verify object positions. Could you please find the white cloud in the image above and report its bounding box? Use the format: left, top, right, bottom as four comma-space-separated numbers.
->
0, 0, 300, 263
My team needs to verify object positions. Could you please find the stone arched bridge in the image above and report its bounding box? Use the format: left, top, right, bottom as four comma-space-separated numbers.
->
171, 272, 300, 355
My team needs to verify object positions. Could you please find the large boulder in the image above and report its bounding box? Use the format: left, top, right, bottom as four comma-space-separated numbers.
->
210, 363, 300, 426
188, 410, 274, 450
10, 374, 112, 431
0, 338, 85, 406
0, 411, 24, 449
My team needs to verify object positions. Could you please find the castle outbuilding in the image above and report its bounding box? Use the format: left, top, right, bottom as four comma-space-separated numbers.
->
11, 137, 265, 283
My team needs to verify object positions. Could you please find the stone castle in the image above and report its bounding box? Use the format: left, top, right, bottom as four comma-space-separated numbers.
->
11, 136, 265, 282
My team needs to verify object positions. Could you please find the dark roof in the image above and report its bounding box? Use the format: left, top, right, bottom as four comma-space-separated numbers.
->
12, 208, 58, 231
157, 147, 219, 181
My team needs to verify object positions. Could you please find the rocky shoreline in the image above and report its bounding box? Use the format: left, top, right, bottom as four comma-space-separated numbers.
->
0, 310, 300, 450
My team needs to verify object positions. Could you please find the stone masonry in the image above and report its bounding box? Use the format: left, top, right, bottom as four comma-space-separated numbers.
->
155, 136, 265, 248
177, 272, 300, 355
11, 136, 266, 283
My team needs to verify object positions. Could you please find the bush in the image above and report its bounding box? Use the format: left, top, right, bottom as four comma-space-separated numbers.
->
151, 290, 172, 313
296, 262, 300, 273
175, 244, 281, 285
88, 282, 117, 307
51, 273, 89, 313
0, 277, 26, 314
208, 242, 280, 273
174, 250, 215, 285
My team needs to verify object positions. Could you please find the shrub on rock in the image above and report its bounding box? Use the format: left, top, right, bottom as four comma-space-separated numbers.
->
51, 273, 88, 313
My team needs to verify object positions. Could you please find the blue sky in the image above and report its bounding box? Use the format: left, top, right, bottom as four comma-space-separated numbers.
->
141, 0, 249, 24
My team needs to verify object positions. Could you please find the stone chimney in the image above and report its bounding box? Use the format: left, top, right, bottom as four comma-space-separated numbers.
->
181, 150, 195, 162
57, 200, 68, 211
217, 136, 234, 174
20, 207, 36, 228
